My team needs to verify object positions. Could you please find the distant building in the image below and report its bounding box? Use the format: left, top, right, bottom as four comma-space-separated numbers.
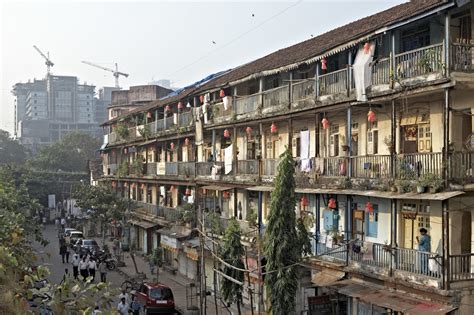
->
95, 86, 120, 125
12, 75, 103, 147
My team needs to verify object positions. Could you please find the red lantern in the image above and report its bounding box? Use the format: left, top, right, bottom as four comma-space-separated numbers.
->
185, 188, 191, 196
365, 202, 374, 213
368, 109, 376, 123
147, 112, 152, 118
223, 191, 231, 199
363, 42, 370, 54
219, 89, 225, 97
165, 105, 171, 112
170, 142, 175, 150
224, 129, 230, 138
321, 117, 330, 130
270, 122, 278, 134
321, 58, 327, 70
301, 196, 309, 208
178, 102, 184, 110
199, 95, 204, 103
184, 138, 190, 146
246, 126, 253, 135
328, 198, 337, 209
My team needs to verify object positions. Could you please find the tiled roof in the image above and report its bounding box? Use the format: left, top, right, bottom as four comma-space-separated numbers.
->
103, 0, 448, 125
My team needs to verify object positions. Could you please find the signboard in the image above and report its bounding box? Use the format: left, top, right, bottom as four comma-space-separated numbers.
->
48, 194, 56, 209
157, 162, 166, 175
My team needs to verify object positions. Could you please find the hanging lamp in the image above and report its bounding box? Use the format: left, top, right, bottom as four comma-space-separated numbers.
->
321, 58, 327, 70
219, 89, 225, 97
365, 201, 374, 213
270, 122, 278, 134
224, 129, 231, 138
321, 117, 330, 130
328, 198, 337, 209
368, 108, 376, 122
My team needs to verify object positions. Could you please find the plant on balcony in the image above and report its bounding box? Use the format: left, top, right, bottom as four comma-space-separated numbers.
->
394, 179, 412, 193
246, 207, 258, 227
116, 123, 129, 140
421, 173, 444, 193
208, 211, 224, 235
130, 158, 143, 175
418, 49, 444, 73
138, 125, 151, 139
116, 161, 129, 178
330, 229, 344, 245
383, 136, 395, 154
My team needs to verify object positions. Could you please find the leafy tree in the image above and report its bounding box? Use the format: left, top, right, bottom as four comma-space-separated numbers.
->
220, 218, 245, 314
31, 132, 100, 172
263, 147, 301, 315
296, 217, 312, 257
0, 129, 28, 165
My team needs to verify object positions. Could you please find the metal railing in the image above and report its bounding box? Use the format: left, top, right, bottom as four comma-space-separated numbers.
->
165, 162, 178, 175
450, 253, 474, 281
371, 57, 391, 85
395, 247, 441, 278
136, 201, 159, 216
263, 159, 279, 176
178, 162, 195, 177
451, 43, 473, 72
196, 162, 213, 176
107, 163, 117, 176
157, 206, 182, 222
179, 111, 192, 127
351, 155, 391, 179
395, 152, 443, 179
395, 43, 443, 79
145, 162, 157, 176
450, 151, 474, 182
237, 160, 259, 175
319, 68, 348, 96
108, 132, 118, 144
292, 79, 315, 102
323, 157, 348, 177
316, 243, 348, 262
262, 85, 289, 108
235, 94, 261, 115
156, 119, 165, 132
350, 241, 391, 268
165, 116, 175, 129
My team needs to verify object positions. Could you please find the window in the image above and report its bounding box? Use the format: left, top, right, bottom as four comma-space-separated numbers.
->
365, 204, 378, 237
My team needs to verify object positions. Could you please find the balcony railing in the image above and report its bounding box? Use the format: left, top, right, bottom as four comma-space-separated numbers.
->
165, 116, 175, 129
371, 57, 391, 85
396, 152, 443, 179
395, 43, 443, 79
178, 162, 195, 177
106, 163, 117, 176
237, 160, 259, 175
451, 43, 473, 72
351, 155, 391, 179
350, 241, 391, 268
292, 79, 316, 102
319, 68, 348, 96
262, 159, 279, 177
179, 111, 193, 127
136, 201, 159, 216
196, 162, 213, 176
316, 243, 348, 262
109, 132, 118, 144
262, 85, 289, 108
450, 253, 474, 281
157, 206, 182, 222
145, 162, 157, 176
156, 119, 165, 132
395, 247, 441, 278
323, 157, 348, 177
165, 162, 178, 176
235, 94, 261, 115
451, 151, 474, 182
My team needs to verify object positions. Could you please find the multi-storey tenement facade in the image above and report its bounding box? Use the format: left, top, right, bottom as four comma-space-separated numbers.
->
100, 1, 474, 313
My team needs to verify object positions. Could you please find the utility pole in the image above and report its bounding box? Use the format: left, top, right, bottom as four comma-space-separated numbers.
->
199, 204, 206, 315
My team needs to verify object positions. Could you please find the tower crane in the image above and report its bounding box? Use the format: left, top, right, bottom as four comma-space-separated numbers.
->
81, 61, 129, 88
33, 45, 54, 75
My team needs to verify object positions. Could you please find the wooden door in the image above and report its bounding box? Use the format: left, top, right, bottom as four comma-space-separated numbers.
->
404, 218, 415, 249
352, 209, 365, 240
417, 124, 431, 153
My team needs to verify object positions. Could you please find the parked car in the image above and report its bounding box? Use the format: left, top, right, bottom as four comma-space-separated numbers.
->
69, 231, 84, 244
73, 239, 100, 254
133, 282, 175, 314
63, 228, 77, 236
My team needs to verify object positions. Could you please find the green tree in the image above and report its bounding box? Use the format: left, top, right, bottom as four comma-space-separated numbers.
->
296, 217, 312, 257
220, 218, 245, 314
263, 147, 301, 315
31, 132, 100, 172
0, 129, 28, 165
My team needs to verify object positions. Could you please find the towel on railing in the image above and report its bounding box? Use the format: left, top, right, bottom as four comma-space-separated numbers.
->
202, 103, 208, 124
301, 158, 312, 173
223, 96, 232, 110
314, 157, 324, 174
224, 144, 233, 175
353, 42, 375, 101
362, 242, 374, 261
211, 164, 222, 180
195, 119, 203, 145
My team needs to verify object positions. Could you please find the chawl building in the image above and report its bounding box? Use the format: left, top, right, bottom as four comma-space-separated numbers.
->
99, 0, 474, 313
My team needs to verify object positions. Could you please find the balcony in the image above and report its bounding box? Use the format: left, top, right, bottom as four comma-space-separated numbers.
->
105, 163, 117, 176
351, 155, 391, 179
451, 43, 473, 72
135, 201, 159, 217
291, 79, 316, 107
235, 94, 261, 116
157, 206, 183, 222
395, 43, 443, 79
319, 68, 349, 97
237, 160, 259, 176
262, 85, 288, 114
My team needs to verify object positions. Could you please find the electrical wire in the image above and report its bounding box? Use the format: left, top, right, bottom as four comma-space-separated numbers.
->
167, 0, 303, 81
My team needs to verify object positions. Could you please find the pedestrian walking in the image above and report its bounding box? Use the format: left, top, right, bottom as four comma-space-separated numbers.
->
130, 295, 141, 315
55, 218, 60, 230
60, 243, 67, 264
61, 268, 72, 284
88, 258, 97, 282
98, 261, 107, 283
60, 217, 66, 230
71, 254, 80, 279
65, 245, 70, 263
79, 256, 89, 281
118, 289, 130, 306
116, 297, 128, 315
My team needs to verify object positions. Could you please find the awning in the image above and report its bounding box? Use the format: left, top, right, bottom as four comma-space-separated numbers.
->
406, 302, 457, 315
311, 269, 345, 287
247, 186, 274, 192
157, 226, 191, 239
129, 219, 158, 229
201, 185, 234, 191
338, 283, 379, 298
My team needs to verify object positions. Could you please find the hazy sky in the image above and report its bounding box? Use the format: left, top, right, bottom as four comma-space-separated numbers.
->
1, 0, 404, 134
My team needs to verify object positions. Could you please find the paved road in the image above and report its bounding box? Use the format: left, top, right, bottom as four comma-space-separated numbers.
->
33, 223, 126, 288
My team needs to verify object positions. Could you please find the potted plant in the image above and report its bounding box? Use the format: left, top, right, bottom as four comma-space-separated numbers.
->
422, 173, 444, 193
138, 125, 151, 139
395, 179, 412, 193
416, 177, 427, 193
331, 230, 344, 245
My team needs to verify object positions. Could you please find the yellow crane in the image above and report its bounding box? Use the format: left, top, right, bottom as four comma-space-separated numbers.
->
81, 61, 129, 88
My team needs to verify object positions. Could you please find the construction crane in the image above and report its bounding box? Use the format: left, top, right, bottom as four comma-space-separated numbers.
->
81, 61, 129, 88
33, 45, 54, 75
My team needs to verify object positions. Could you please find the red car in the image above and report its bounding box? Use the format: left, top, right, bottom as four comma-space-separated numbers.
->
134, 282, 175, 314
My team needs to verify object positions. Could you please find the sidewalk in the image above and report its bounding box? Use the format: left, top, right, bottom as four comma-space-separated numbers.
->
95, 237, 250, 314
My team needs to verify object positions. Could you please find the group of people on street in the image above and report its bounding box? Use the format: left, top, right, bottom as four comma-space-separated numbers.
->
117, 290, 141, 315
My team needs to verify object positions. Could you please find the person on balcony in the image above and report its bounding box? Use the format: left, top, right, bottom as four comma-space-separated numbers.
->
416, 228, 431, 275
